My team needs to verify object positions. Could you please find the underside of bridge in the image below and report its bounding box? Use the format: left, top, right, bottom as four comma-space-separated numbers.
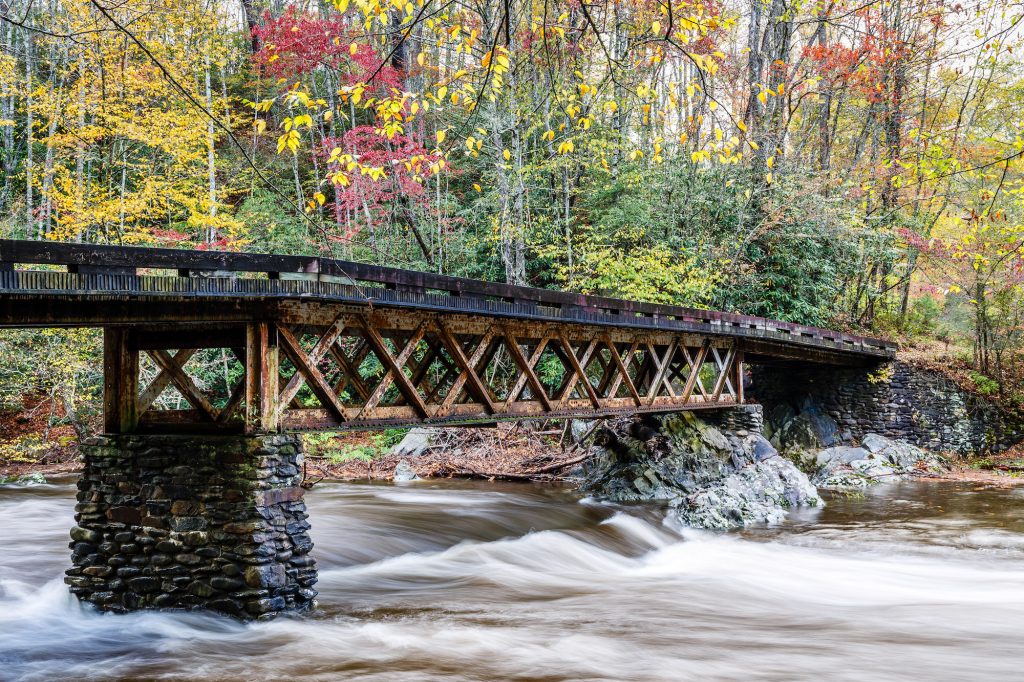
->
1, 239, 896, 618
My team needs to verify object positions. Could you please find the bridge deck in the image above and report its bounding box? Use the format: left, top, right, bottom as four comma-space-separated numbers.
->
0, 240, 895, 433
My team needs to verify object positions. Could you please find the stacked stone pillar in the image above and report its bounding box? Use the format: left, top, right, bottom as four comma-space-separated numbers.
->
65, 434, 317, 619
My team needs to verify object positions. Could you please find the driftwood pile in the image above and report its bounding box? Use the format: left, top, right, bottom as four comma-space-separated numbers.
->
308, 420, 601, 482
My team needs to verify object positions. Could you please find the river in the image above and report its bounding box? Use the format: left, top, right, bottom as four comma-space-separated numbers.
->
1, 477, 1023, 681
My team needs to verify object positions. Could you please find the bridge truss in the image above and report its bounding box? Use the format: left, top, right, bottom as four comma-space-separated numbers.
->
104, 312, 744, 434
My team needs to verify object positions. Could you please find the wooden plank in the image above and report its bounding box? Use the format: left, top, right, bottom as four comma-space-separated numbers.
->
735, 351, 745, 403
244, 322, 279, 433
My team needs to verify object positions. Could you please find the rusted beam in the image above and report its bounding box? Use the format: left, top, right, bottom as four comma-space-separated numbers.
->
245, 322, 279, 433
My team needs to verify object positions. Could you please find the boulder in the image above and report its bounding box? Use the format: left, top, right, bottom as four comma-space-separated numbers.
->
391, 428, 434, 457
815, 446, 870, 467
582, 411, 822, 530
393, 459, 420, 482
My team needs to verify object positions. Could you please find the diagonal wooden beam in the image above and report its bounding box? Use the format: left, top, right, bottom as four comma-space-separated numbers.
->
646, 339, 678, 405
710, 347, 736, 402
606, 340, 639, 401
602, 336, 642, 407
435, 321, 496, 415
330, 343, 373, 402
557, 334, 601, 408
217, 379, 247, 424
502, 329, 552, 412
138, 348, 197, 413
679, 341, 711, 403
277, 325, 349, 422
148, 349, 218, 421
277, 315, 350, 413
357, 317, 430, 419
506, 335, 551, 405
594, 349, 617, 398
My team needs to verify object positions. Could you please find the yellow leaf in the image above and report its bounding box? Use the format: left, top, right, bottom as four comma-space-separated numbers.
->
313, 192, 326, 206
349, 43, 358, 55
334, 0, 350, 11
254, 119, 267, 134
765, 172, 773, 184
651, 20, 661, 34
737, 120, 747, 132
436, 129, 447, 144
473, 183, 482, 192
503, 148, 511, 161
417, 52, 426, 66
757, 91, 767, 105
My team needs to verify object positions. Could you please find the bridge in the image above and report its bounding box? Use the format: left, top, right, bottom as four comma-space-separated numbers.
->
0, 239, 895, 620
0, 239, 893, 435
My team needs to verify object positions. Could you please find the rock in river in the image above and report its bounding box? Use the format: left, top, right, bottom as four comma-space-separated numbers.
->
581, 409, 822, 530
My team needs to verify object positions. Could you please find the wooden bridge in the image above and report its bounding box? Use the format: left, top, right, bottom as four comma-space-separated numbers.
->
0, 239, 895, 435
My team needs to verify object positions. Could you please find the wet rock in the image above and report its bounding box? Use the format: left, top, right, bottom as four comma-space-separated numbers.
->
391, 428, 434, 457
582, 407, 822, 530
393, 459, 420, 482
815, 446, 870, 467
811, 433, 949, 490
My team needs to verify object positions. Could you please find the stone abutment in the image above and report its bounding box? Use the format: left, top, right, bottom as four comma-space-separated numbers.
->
65, 434, 317, 619
750, 360, 1024, 455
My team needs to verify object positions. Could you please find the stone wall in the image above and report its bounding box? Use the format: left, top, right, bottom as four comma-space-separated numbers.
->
65, 434, 317, 620
750, 361, 1024, 455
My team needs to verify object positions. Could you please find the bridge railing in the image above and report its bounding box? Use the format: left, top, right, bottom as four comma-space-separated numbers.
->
0, 239, 896, 358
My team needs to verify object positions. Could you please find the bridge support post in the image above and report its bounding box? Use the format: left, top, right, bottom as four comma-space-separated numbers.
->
65, 433, 317, 619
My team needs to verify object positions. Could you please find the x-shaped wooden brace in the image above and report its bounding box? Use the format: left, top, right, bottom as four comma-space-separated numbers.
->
501, 329, 553, 413
330, 338, 373, 403
141, 348, 244, 423
602, 336, 643, 407
556, 334, 601, 409
277, 316, 350, 423
645, 339, 680, 404
434, 319, 496, 417
678, 341, 712, 403
708, 346, 736, 402
356, 315, 432, 420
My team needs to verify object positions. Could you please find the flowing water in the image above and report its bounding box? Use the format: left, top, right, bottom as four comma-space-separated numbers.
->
2, 477, 1024, 681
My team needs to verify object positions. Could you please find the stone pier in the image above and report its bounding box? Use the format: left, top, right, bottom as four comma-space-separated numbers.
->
65, 434, 317, 619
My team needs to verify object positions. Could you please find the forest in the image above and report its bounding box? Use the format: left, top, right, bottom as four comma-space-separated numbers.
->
0, 0, 1022, 450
